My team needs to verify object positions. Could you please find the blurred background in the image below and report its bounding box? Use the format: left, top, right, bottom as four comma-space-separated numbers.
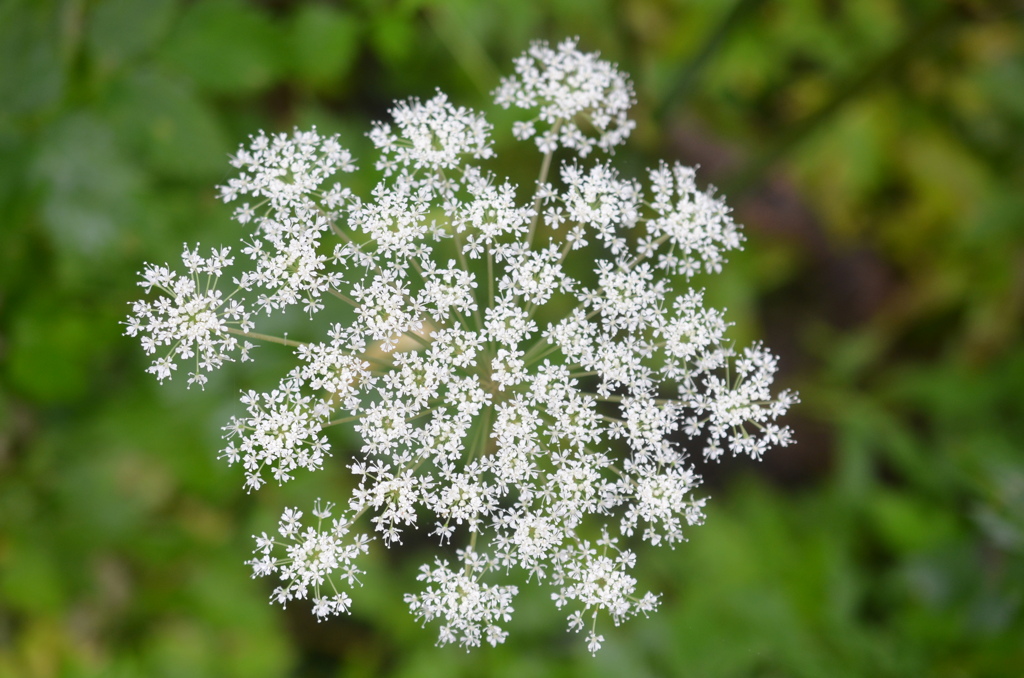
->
1, 0, 1023, 675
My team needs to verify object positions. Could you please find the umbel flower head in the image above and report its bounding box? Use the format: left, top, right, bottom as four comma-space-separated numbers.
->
125, 38, 796, 653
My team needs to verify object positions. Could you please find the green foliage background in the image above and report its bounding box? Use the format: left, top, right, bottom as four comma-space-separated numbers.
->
1, 0, 1022, 675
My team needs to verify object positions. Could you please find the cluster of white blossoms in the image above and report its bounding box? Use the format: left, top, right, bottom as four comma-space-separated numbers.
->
125, 38, 796, 653
494, 38, 635, 155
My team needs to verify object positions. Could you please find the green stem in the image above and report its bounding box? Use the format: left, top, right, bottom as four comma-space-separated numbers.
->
527, 120, 562, 248
229, 329, 305, 348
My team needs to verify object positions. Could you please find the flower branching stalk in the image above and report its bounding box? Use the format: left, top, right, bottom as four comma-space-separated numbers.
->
124, 38, 796, 653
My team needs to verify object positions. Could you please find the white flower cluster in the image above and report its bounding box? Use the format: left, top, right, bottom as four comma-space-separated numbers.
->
124, 245, 255, 387
250, 501, 370, 619
495, 37, 635, 156
125, 38, 796, 653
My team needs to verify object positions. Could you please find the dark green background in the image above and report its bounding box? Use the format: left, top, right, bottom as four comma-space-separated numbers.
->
1, 0, 1022, 675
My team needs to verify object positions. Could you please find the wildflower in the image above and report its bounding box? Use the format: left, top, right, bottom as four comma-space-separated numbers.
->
125, 38, 796, 653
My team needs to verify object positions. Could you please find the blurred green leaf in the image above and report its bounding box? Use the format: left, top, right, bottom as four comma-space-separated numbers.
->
0, 123, 32, 212
86, 0, 177, 68
105, 69, 229, 181
289, 5, 361, 92
370, 11, 418, 67
30, 112, 146, 263
0, 125, 35, 297
4, 297, 109, 403
868, 489, 958, 554
158, 0, 284, 96
0, 1, 64, 117
0, 542, 66, 614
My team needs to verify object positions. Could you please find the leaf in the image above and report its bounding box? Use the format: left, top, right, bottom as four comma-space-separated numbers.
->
4, 294, 115, 404
158, 0, 284, 96
30, 112, 145, 262
0, 2, 64, 117
369, 11, 417, 67
289, 4, 361, 92
86, 0, 177, 67
0, 542, 66, 614
105, 69, 229, 181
